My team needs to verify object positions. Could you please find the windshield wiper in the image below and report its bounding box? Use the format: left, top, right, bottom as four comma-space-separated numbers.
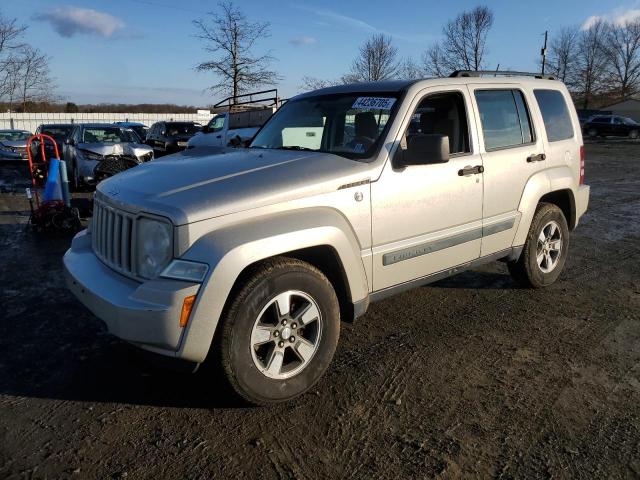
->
275, 146, 316, 152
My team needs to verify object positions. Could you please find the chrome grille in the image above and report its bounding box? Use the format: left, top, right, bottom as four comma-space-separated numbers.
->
92, 200, 135, 276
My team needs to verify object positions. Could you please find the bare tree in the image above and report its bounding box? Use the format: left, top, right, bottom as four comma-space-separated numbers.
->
602, 20, 640, 99
424, 5, 494, 76
0, 12, 26, 101
574, 20, 609, 109
350, 34, 399, 81
399, 57, 424, 80
547, 26, 580, 83
193, 1, 280, 101
17, 46, 55, 110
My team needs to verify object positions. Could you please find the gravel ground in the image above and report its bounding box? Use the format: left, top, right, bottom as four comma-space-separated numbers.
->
0, 143, 639, 479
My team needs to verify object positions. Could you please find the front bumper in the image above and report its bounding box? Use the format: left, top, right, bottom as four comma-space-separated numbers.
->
63, 230, 200, 356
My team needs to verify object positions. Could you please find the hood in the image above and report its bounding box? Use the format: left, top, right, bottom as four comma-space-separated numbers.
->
97, 148, 373, 225
78, 142, 152, 157
1, 140, 27, 148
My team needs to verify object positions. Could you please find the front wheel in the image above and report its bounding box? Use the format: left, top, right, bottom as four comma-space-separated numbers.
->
629, 129, 639, 139
587, 127, 598, 138
215, 257, 340, 405
508, 203, 569, 288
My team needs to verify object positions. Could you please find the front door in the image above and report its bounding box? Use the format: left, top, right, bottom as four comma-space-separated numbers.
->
371, 86, 483, 291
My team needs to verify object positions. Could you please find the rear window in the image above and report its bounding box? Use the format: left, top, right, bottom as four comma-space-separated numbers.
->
534, 89, 574, 142
475, 90, 534, 150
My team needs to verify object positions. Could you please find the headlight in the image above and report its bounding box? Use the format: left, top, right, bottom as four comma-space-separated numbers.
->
136, 218, 172, 279
161, 259, 208, 282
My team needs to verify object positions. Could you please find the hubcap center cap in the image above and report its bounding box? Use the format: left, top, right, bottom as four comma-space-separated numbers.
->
281, 326, 292, 340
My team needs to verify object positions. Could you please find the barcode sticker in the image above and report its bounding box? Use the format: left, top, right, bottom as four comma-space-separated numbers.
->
352, 97, 396, 110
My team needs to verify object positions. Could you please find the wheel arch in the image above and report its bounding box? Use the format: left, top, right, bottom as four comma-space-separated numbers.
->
176, 208, 369, 363
513, 167, 577, 246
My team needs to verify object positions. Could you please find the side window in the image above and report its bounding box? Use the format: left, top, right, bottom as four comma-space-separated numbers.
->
209, 115, 226, 132
475, 89, 534, 150
407, 91, 470, 155
533, 89, 574, 142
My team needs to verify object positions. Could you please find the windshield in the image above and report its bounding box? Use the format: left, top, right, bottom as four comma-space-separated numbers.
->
250, 93, 399, 159
166, 123, 200, 136
0, 131, 30, 142
82, 127, 137, 143
41, 126, 73, 141
623, 117, 639, 125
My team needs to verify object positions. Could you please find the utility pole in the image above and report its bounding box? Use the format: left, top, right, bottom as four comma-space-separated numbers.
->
541, 30, 548, 75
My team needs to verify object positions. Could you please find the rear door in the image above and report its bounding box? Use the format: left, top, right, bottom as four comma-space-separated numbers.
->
468, 84, 545, 256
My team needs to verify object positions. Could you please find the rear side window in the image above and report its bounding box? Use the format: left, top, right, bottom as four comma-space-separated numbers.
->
475, 90, 534, 150
534, 89, 574, 142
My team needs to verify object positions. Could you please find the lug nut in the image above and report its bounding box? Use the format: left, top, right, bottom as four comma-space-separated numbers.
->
273, 331, 279, 337
281, 319, 288, 326
289, 336, 295, 343
278, 341, 284, 348
291, 323, 297, 329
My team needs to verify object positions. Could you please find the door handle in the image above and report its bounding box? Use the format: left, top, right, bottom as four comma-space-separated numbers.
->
458, 165, 484, 176
527, 153, 546, 162
216, 135, 222, 139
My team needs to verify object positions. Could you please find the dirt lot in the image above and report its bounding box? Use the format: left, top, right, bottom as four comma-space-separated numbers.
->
0, 143, 639, 479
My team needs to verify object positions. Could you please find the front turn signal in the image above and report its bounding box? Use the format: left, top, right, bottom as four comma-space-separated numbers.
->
180, 295, 197, 328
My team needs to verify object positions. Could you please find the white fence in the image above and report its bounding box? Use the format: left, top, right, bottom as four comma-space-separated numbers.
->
0, 112, 214, 133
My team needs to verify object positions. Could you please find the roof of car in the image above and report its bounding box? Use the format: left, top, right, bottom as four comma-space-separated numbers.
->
292, 75, 564, 101
113, 121, 146, 127
0, 129, 30, 132
40, 123, 74, 127
80, 123, 126, 128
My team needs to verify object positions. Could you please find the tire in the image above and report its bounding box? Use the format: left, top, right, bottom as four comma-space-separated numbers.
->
71, 161, 80, 191
215, 257, 340, 405
508, 203, 570, 288
629, 129, 639, 139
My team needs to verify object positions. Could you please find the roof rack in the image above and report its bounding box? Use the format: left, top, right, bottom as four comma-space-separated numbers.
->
449, 70, 556, 80
214, 88, 281, 111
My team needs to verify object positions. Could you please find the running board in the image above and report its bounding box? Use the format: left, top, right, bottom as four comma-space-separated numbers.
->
368, 246, 523, 304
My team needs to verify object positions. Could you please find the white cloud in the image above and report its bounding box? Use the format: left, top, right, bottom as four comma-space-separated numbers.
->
582, 8, 640, 30
34, 6, 125, 38
289, 36, 316, 46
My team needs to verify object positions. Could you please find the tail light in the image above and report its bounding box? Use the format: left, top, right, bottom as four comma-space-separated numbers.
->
579, 145, 585, 185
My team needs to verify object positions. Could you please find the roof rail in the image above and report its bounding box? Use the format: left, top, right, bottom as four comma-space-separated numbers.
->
449, 70, 556, 80
213, 88, 281, 111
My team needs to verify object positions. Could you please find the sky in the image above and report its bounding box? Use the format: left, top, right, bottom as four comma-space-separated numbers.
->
3, 0, 640, 107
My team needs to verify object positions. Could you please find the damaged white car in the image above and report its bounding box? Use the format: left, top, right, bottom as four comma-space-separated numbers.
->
63, 123, 154, 189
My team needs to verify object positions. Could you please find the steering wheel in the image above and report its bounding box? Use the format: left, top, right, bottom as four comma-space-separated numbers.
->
347, 135, 375, 152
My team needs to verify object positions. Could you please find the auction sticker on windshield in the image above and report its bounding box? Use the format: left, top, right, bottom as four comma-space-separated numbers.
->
352, 97, 396, 110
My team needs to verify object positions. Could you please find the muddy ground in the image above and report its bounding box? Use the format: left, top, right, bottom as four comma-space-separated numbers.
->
0, 143, 639, 479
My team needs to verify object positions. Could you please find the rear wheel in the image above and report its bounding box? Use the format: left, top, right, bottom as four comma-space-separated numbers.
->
70, 160, 80, 191
629, 129, 639, 139
508, 203, 569, 288
215, 257, 340, 405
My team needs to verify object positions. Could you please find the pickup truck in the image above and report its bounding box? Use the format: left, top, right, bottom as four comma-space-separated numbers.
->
64, 72, 590, 405
187, 108, 274, 149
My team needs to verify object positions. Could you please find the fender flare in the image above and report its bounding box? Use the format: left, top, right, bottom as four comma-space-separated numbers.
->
512, 166, 576, 247
176, 207, 369, 363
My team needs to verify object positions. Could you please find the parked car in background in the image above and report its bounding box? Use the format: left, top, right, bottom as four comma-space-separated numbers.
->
0, 129, 31, 160
113, 122, 148, 142
63, 123, 153, 189
187, 109, 273, 149
35, 123, 75, 159
583, 115, 640, 139
146, 121, 201, 156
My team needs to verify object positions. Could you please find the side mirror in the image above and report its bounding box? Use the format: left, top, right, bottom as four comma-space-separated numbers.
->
65, 138, 75, 146
397, 134, 449, 167
202, 125, 210, 133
